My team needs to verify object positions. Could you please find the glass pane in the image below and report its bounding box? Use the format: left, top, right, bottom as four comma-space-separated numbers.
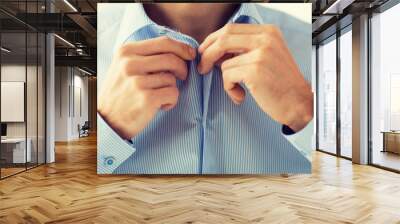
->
312, 45, 317, 150
27, 31, 38, 169
0, 1, 46, 178
26, 0, 39, 169
1, 30, 27, 177
38, 32, 45, 165
318, 36, 337, 154
340, 28, 352, 158
371, 3, 400, 171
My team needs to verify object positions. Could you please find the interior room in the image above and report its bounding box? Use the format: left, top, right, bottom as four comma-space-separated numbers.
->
370, 3, 400, 171
0, 22, 46, 177
0, 0, 399, 223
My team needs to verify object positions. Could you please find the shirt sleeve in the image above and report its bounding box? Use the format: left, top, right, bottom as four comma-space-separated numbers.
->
281, 119, 314, 161
97, 113, 136, 174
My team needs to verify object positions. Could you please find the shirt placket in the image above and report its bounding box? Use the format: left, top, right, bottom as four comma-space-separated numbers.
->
157, 26, 213, 174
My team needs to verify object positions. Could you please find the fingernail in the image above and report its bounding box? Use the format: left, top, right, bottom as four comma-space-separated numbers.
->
198, 45, 204, 53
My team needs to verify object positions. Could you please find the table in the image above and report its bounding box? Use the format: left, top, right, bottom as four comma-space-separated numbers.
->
381, 131, 400, 154
1, 138, 31, 163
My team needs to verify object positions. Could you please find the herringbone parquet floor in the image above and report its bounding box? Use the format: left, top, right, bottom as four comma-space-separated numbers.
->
1, 134, 400, 224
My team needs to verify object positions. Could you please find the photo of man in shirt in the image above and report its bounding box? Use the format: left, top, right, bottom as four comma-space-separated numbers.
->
97, 3, 314, 174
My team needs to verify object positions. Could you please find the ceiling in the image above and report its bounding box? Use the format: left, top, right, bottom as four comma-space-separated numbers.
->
0, 0, 392, 75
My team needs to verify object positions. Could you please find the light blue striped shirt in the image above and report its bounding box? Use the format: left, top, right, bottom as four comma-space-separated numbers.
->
97, 3, 314, 174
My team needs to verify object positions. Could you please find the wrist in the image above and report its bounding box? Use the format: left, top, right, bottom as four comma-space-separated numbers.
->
286, 90, 313, 133
98, 107, 133, 140
287, 110, 312, 132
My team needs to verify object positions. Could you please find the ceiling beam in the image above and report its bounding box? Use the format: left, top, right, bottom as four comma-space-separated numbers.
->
323, 0, 356, 14
67, 13, 96, 39
55, 55, 96, 72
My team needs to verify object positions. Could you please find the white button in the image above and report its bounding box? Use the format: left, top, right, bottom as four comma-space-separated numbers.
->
158, 29, 168, 35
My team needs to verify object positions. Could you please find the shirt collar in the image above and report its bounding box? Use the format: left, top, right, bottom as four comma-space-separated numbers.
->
114, 3, 263, 50
114, 4, 154, 52
231, 3, 263, 24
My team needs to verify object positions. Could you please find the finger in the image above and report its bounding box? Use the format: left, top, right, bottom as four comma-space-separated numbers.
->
226, 84, 246, 105
199, 24, 265, 53
221, 66, 252, 104
215, 53, 236, 67
132, 72, 177, 89
151, 86, 180, 111
221, 48, 263, 71
161, 104, 175, 111
140, 53, 188, 80
121, 36, 196, 60
198, 34, 261, 74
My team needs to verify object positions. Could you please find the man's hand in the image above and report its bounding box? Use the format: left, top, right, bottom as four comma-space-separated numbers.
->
98, 36, 196, 139
198, 24, 313, 132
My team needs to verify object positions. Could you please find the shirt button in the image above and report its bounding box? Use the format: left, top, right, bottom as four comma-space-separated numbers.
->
158, 28, 168, 35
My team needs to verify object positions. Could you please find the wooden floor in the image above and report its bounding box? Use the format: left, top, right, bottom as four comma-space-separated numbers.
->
1, 135, 400, 224
1, 163, 45, 178
0, 167, 26, 178
373, 150, 400, 171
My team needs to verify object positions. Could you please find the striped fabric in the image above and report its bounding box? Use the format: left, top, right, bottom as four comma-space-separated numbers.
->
97, 3, 314, 174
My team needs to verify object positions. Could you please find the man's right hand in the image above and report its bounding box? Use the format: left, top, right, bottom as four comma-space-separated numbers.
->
98, 36, 196, 139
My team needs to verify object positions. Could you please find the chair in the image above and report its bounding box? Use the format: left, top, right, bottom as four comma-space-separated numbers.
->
79, 121, 90, 138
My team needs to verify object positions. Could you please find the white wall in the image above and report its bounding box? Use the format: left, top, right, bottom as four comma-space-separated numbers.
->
71, 73, 89, 138
258, 3, 311, 23
55, 66, 69, 141
54, 67, 89, 141
1, 65, 41, 137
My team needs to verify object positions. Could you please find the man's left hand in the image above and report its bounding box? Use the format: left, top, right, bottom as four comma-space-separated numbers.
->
198, 24, 313, 132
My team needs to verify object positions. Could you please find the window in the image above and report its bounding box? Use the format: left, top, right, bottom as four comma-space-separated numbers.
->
318, 35, 337, 154
370, 2, 400, 171
0, 0, 47, 179
312, 45, 317, 150
339, 27, 352, 158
